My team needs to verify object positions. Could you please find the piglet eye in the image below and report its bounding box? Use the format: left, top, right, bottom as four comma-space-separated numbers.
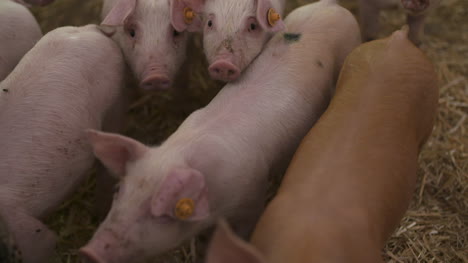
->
173, 29, 180, 37
114, 184, 120, 195
128, 28, 136, 38
250, 23, 256, 31
208, 20, 213, 27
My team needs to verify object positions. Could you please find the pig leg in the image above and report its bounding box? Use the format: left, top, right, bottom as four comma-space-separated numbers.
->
407, 14, 427, 45
401, 0, 431, 45
358, 0, 382, 41
0, 208, 57, 263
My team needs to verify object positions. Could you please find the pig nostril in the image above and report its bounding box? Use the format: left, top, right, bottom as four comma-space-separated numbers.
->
215, 68, 221, 74
228, 70, 235, 76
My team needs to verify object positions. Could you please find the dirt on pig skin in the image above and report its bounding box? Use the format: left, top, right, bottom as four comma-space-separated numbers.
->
29, 0, 467, 262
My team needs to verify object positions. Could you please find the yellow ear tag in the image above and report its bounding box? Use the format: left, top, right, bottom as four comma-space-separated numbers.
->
267, 8, 281, 27
175, 198, 195, 219
184, 7, 195, 25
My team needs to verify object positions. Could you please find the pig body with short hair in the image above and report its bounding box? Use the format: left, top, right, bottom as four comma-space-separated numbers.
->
0, 0, 42, 81
173, 0, 286, 82
206, 27, 439, 263
0, 25, 125, 263
79, 1, 361, 263
101, 0, 190, 90
359, 0, 441, 44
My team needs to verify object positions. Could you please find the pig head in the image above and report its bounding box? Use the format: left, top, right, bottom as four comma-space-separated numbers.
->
80, 130, 211, 263
101, 0, 189, 90
172, 0, 285, 82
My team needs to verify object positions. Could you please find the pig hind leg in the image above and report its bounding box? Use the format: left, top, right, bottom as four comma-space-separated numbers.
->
406, 14, 427, 45
0, 208, 57, 263
401, 0, 431, 45
359, 0, 383, 41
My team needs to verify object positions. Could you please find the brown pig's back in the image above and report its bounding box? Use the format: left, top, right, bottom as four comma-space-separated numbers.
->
250, 29, 439, 263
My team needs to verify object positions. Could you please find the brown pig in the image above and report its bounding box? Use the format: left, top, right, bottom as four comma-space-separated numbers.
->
206, 26, 439, 263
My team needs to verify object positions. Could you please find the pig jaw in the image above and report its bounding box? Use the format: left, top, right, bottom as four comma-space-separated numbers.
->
80, 213, 204, 263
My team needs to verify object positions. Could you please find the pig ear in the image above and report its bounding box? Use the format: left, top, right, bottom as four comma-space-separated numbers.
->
256, 0, 285, 32
151, 167, 210, 221
86, 129, 148, 178
101, 0, 137, 26
207, 220, 267, 263
170, 0, 205, 32
97, 25, 117, 37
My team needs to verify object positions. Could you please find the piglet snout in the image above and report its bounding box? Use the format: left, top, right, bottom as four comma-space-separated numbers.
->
79, 247, 106, 263
140, 75, 171, 90
140, 64, 171, 90
208, 60, 241, 82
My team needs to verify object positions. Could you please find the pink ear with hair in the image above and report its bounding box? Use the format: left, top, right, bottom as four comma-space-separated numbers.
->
206, 220, 267, 263
170, 0, 205, 32
256, 0, 285, 32
101, 0, 137, 26
151, 167, 210, 221
86, 129, 148, 178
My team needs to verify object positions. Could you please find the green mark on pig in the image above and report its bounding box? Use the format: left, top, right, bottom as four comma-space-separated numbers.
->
283, 33, 301, 43
316, 60, 324, 68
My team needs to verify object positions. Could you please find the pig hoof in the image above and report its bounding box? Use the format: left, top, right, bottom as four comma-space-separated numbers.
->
401, 0, 430, 13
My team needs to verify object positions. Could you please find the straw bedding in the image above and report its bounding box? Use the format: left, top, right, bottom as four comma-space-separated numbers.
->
29, 0, 467, 262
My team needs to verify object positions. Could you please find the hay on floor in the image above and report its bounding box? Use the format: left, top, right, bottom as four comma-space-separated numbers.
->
28, 0, 468, 262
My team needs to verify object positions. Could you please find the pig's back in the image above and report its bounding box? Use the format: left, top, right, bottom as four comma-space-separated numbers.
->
173, 1, 361, 220
0, 0, 42, 81
0, 26, 124, 218
193, 0, 361, 166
